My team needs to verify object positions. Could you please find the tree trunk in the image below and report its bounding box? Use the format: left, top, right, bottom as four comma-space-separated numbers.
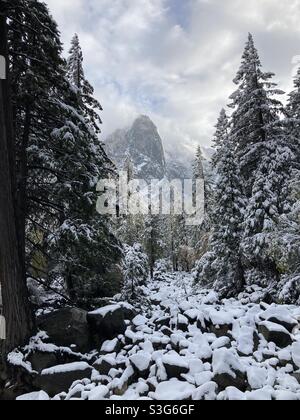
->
0, 10, 34, 359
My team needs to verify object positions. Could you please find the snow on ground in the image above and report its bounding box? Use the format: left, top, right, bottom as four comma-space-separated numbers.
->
18, 273, 300, 401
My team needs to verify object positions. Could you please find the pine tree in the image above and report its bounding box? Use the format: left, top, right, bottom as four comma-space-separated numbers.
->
273, 198, 300, 304
143, 212, 163, 279
169, 213, 188, 271
271, 65, 300, 302
193, 146, 204, 180
47, 38, 122, 305
7, 0, 122, 306
195, 110, 246, 297
242, 133, 294, 286
191, 145, 211, 255
229, 33, 285, 195
229, 34, 294, 286
286, 66, 300, 163
117, 153, 140, 246
67, 33, 103, 134
122, 243, 149, 300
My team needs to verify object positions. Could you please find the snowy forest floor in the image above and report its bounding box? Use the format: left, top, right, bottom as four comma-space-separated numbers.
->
16, 273, 300, 401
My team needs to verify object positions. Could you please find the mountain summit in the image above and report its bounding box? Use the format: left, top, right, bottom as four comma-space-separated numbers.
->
105, 115, 167, 180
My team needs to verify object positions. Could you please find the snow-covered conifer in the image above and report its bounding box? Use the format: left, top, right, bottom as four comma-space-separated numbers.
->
122, 243, 149, 300
229, 34, 294, 285
67, 33, 103, 133
195, 110, 246, 297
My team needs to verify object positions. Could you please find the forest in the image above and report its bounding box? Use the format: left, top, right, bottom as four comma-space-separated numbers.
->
0, 0, 300, 402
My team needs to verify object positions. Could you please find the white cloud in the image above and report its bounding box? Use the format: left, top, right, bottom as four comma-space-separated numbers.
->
45, 0, 300, 152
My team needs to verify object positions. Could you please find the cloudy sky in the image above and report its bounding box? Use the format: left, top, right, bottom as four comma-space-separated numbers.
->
45, 0, 300, 154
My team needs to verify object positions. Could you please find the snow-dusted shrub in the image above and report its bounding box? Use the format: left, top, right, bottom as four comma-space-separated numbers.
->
193, 252, 215, 288
122, 244, 149, 299
153, 259, 172, 281
277, 275, 300, 305
27, 277, 67, 313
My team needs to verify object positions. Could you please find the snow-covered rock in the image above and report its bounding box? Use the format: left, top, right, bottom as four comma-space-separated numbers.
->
87, 304, 127, 343
258, 321, 293, 348
192, 382, 218, 401
292, 342, 300, 369
258, 306, 298, 333
162, 352, 189, 379
93, 355, 116, 375
16, 391, 50, 401
130, 352, 152, 377
35, 362, 93, 397
236, 326, 258, 356
247, 366, 268, 390
150, 379, 195, 400
15, 272, 300, 401
37, 308, 91, 353
86, 385, 109, 401
212, 348, 247, 391
100, 338, 120, 354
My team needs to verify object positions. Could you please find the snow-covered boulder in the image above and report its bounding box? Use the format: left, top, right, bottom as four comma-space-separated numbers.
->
212, 348, 247, 391
87, 304, 128, 343
211, 336, 231, 351
132, 315, 147, 328
93, 355, 116, 375
292, 342, 300, 369
258, 321, 293, 348
154, 316, 171, 329
150, 379, 195, 400
189, 333, 212, 361
247, 366, 268, 390
184, 309, 199, 324
110, 366, 136, 396
258, 307, 298, 333
204, 308, 234, 338
162, 352, 189, 379
35, 362, 93, 397
130, 352, 152, 378
86, 385, 109, 401
177, 314, 189, 332
27, 351, 58, 374
17, 391, 50, 401
192, 382, 218, 401
217, 387, 246, 401
37, 308, 91, 353
100, 338, 121, 354
236, 326, 259, 356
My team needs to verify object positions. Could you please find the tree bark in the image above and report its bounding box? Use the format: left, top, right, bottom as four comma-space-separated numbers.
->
0, 9, 34, 359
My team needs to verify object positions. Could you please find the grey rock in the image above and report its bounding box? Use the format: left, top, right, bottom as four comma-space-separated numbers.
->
162, 356, 189, 379
155, 316, 171, 329
209, 323, 233, 338
37, 308, 91, 353
258, 322, 293, 348
35, 363, 93, 397
93, 357, 116, 376
214, 371, 247, 392
292, 372, 300, 384
27, 352, 58, 373
264, 317, 297, 334
160, 326, 173, 337
87, 304, 127, 344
